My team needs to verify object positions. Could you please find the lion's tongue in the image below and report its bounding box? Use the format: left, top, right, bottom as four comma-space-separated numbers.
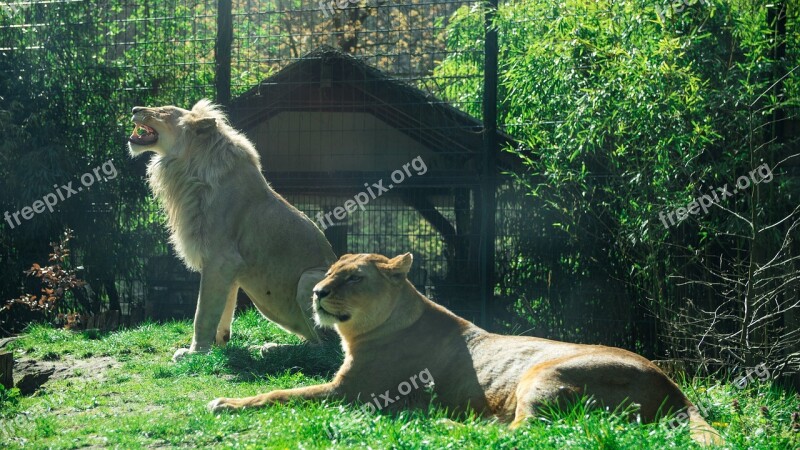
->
129, 124, 157, 145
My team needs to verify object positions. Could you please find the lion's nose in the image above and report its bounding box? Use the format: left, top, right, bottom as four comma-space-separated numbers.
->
314, 288, 330, 299
132, 106, 145, 113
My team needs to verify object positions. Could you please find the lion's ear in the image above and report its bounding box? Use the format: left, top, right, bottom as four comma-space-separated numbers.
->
191, 117, 217, 133
377, 253, 413, 283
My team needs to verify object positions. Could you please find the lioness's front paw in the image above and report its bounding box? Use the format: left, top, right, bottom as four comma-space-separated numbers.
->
208, 397, 238, 412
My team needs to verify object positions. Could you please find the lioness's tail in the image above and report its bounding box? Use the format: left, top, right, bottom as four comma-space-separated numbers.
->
688, 407, 724, 446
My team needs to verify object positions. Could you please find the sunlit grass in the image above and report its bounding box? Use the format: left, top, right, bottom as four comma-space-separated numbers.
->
2, 308, 798, 449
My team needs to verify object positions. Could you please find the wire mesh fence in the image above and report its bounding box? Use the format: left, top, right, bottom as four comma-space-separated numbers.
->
0, 0, 705, 356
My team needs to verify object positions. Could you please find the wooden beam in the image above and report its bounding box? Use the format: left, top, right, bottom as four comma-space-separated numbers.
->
0, 352, 12, 389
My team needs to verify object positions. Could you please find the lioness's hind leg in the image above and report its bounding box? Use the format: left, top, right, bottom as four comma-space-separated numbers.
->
510, 362, 583, 429
512, 353, 691, 430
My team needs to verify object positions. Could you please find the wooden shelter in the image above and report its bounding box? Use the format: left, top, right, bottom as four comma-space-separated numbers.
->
227, 48, 519, 318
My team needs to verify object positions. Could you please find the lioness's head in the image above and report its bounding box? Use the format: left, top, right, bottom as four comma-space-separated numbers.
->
128, 99, 223, 157
312, 253, 414, 336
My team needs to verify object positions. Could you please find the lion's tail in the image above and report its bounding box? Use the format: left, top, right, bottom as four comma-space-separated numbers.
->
687, 406, 724, 446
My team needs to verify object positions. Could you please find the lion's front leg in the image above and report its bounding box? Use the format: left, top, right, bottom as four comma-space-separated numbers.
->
208, 382, 339, 412
174, 263, 239, 362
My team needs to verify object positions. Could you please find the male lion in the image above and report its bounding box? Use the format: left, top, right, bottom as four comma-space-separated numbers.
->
128, 100, 337, 361
209, 253, 723, 446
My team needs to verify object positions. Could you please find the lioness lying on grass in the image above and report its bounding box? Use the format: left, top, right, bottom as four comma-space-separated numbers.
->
209, 253, 722, 446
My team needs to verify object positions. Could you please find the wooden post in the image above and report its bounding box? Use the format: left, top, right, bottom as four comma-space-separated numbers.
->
0, 352, 13, 389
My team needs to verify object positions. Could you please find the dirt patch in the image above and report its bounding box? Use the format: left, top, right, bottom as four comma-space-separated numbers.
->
13, 356, 120, 395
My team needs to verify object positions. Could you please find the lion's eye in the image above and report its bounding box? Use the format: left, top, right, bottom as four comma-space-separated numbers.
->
346, 275, 363, 283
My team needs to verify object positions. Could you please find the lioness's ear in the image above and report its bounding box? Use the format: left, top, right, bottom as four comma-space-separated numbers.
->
393, 253, 413, 273
376, 253, 413, 283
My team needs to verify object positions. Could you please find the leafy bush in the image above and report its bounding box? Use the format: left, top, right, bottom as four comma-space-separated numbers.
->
434, 0, 800, 372
0, 384, 20, 412
1, 229, 86, 333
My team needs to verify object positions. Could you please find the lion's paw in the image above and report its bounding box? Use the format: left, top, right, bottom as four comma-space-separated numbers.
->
258, 342, 281, 356
172, 345, 213, 362
215, 329, 231, 347
248, 342, 286, 357
172, 348, 195, 362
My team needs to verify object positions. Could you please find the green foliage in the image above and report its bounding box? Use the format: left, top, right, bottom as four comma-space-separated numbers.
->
0, 384, 21, 413
0, 1, 196, 322
434, 0, 800, 362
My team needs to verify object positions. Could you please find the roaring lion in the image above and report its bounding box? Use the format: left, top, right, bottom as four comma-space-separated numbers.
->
208, 253, 723, 446
128, 100, 337, 361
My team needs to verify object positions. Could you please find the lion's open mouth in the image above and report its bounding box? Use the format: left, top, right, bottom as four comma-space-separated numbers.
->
129, 123, 158, 146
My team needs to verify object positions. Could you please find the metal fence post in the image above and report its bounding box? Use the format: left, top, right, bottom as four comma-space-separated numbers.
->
215, 0, 233, 106
480, 0, 499, 329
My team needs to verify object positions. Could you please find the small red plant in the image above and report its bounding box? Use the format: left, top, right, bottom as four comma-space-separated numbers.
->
2, 229, 85, 315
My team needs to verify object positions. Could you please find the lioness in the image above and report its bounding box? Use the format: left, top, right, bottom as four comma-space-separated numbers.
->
209, 253, 723, 446
128, 100, 337, 361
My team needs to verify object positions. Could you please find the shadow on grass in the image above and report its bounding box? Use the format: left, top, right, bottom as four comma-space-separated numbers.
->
216, 341, 343, 381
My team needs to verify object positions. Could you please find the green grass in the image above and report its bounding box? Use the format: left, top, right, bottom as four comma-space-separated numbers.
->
1, 308, 798, 449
